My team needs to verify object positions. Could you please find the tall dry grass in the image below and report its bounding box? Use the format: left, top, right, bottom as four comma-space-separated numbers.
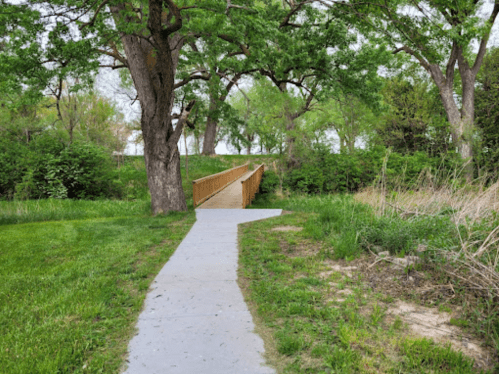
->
355, 175, 499, 299
355, 181, 499, 226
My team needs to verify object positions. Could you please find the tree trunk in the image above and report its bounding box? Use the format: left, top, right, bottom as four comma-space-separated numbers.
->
141, 111, 187, 214
202, 96, 218, 155
285, 116, 298, 167
347, 138, 355, 153
339, 137, 346, 152
184, 128, 189, 181
111, 3, 188, 214
246, 133, 254, 155
437, 76, 475, 180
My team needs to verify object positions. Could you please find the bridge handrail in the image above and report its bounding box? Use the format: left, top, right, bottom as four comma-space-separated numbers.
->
241, 164, 265, 208
192, 163, 249, 207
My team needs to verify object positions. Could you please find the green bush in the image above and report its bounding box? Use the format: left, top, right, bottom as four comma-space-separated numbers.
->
0, 138, 31, 200
259, 170, 280, 194
34, 139, 113, 199
282, 146, 463, 195
6, 135, 118, 200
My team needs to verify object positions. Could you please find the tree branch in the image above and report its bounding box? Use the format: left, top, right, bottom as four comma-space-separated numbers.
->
472, 1, 499, 75
167, 100, 196, 149
79, 0, 110, 29
225, 0, 255, 15
445, 42, 459, 84
280, 1, 311, 28
217, 34, 251, 56
99, 64, 127, 69
174, 73, 211, 89
393, 45, 430, 71
162, 0, 183, 37
97, 48, 128, 66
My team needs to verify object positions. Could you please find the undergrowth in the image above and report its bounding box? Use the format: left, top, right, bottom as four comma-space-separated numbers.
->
238, 212, 491, 373
249, 191, 499, 368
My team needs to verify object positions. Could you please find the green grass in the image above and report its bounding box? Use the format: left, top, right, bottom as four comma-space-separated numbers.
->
0, 211, 195, 373
0, 154, 279, 373
239, 196, 495, 373
249, 193, 457, 259
0, 154, 281, 373
0, 199, 151, 225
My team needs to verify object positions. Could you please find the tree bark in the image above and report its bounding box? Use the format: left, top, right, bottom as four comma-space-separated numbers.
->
111, 2, 189, 214
430, 62, 475, 180
184, 128, 189, 181
246, 133, 254, 155
202, 96, 218, 155
285, 115, 297, 163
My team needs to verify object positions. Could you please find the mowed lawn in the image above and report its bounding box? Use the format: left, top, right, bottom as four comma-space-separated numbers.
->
0, 154, 274, 373
0, 205, 195, 373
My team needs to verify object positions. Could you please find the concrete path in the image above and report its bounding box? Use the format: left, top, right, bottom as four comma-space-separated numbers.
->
197, 171, 253, 209
123, 209, 282, 374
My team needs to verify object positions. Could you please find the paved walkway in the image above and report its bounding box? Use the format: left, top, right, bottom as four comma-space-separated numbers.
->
123, 209, 282, 374
197, 171, 253, 209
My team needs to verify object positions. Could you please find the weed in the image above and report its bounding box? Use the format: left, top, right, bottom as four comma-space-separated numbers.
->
399, 338, 476, 373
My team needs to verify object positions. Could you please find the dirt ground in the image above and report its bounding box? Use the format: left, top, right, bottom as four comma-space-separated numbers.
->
319, 255, 498, 371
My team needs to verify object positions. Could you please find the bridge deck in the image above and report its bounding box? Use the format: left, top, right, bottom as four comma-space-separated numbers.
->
197, 170, 253, 209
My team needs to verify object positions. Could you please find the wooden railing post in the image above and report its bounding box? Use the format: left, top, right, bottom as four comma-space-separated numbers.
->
240, 164, 265, 208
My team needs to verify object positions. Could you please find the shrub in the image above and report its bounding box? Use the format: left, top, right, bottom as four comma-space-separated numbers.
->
284, 164, 325, 194
0, 138, 31, 200
281, 146, 463, 195
12, 135, 117, 200
259, 170, 280, 194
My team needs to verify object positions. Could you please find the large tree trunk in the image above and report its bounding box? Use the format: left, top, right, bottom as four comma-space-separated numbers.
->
202, 96, 218, 155
111, 2, 188, 214
144, 132, 187, 213
246, 134, 254, 155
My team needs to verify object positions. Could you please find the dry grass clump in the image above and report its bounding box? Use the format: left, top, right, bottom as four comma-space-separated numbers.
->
355, 177, 499, 305
355, 180, 499, 226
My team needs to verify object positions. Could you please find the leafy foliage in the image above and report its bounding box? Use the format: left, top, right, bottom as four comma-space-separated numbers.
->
259, 170, 280, 195
281, 145, 462, 195
377, 77, 451, 156
12, 135, 115, 200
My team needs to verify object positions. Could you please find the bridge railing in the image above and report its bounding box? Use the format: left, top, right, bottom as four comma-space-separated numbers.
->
241, 164, 265, 208
192, 163, 249, 207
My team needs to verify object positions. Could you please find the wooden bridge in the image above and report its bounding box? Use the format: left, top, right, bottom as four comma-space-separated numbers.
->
192, 163, 265, 209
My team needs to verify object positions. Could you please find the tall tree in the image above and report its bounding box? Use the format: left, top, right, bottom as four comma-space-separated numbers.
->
257, 0, 388, 165
0, 0, 259, 213
327, 0, 499, 178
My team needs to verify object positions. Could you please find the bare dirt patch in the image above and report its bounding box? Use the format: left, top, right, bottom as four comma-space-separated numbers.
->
271, 226, 303, 232
319, 258, 363, 279
318, 254, 498, 370
387, 300, 495, 369
279, 239, 320, 257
